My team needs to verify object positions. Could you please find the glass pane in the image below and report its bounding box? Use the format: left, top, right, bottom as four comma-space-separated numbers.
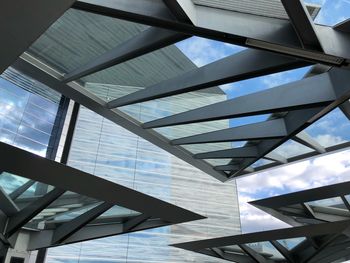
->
28, 9, 148, 74
307, 197, 344, 208
247, 242, 285, 260
269, 139, 314, 159
277, 237, 306, 250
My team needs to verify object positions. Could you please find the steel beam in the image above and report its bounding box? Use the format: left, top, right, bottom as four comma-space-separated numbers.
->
9, 180, 36, 200
293, 131, 326, 153
123, 214, 150, 231
13, 55, 228, 182
0, 0, 75, 74
107, 49, 308, 108
171, 119, 287, 145
264, 152, 287, 164
270, 240, 295, 263
194, 146, 259, 159
334, 19, 350, 34
52, 202, 113, 244
73, 0, 349, 64
5, 188, 65, 237
0, 142, 205, 223
0, 187, 19, 217
238, 244, 267, 263
143, 71, 335, 128
63, 28, 189, 82
281, 0, 323, 51
339, 100, 350, 121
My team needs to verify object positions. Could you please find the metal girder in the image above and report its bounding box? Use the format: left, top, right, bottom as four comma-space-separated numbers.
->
51, 202, 113, 244
123, 214, 150, 231
63, 28, 189, 82
0, 142, 205, 223
238, 244, 267, 263
194, 146, 259, 159
29, 218, 170, 250
9, 180, 36, 200
293, 131, 326, 153
202, 248, 255, 263
73, 0, 350, 65
0, 0, 76, 74
13, 55, 228, 182
143, 67, 336, 129
215, 165, 254, 173
106, 49, 308, 108
171, 119, 287, 145
341, 195, 350, 212
339, 100, 350, 121
281, 0, 323, 51
0, 188, 19, 217
5, 188, 65, 237
334, 19, 350, 34
270, 240, 295, 263
264, 152, 287, 164
301, 203, 316, 219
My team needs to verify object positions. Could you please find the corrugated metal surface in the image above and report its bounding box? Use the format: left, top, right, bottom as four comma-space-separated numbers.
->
192, 0, 320, 20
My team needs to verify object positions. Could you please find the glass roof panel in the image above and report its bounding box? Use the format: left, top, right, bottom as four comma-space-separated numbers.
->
247, 241, 285, 260
94, 205, 141, 222
277, 237, 306, 250
269, 139, 314, 159
307, 0, 350, 26
28, 9, 148, 75
304, 107, 350, 148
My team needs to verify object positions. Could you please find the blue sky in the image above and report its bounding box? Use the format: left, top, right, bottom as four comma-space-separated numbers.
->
176, 0, 350, 233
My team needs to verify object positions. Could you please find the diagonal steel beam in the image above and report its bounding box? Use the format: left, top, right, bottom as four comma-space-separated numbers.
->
171, 119, 287, 145
214, 165, 254, 173
52, 202, 113, 244
9, 180, 36, 201
63, 28, 189, 82
123, 213, 150, 231
333, 19, 350, 34
143, 72, 335, 128
238, 244, 267, 263
0, 187, 19, 217
281, 0, 323, 51
5, 188, 65, 237
339, 100, 350, 121
293, 131, 326, 153
0, 0, 76, 74
106, 49, 308, 108
264, 152, 287, 164
270, 240, 295, 263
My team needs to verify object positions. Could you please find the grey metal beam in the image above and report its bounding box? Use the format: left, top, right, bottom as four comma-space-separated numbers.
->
5, 188, 65, 237
123, 214, 150, 231
73, 0, 350, 65
107, 49, 308, 108
171, 119, 287, 145
341, 195, 350, 212
293, 131, 326, 153
281, 0, 323, 51
52, 202, 113, 244
334, 19, 350, 33
0, 0, 75, 74
0, 142, 205, 224
144, 71, 335, 128
63, 28, 189, 82
301, 203, 316, 219
238, 244, 267, 263
194, 146, 259, 159
201, 248, 255, 263
0, 187, 19, 217
9, 180, 36, 200
214, 165, 254, 173
270, 240, 295, 263
339, 100, 350, 121
14, 55, 228, 182
264, 152, 287, 164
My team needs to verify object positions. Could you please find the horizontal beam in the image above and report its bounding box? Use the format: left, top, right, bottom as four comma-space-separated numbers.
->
171, 119, 287, 145
52, 202, 113, 244
194, 146, 259, 159
281, 0, 323, 51
293, 131, 326, 153
0, 0, 75, 74
73, 0, 349, 64
144, 71, 335, 128
14, 55, 228, 182
107, 49, 308, 108
5, 188, 65, 237
63, 27, 189, 82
